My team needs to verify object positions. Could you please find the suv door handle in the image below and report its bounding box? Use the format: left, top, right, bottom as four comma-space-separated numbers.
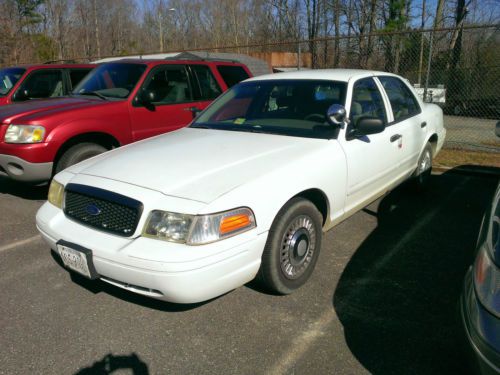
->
390, 134, 402, 142
420, 121, 427, 128
184, 106, 201, 113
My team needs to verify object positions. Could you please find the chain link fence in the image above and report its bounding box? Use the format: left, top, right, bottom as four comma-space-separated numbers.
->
192, 24, 499, 155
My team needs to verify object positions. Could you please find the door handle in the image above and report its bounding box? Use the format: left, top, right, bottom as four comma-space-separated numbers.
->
420, 121, 427, 128
183, 106, 201, 113
390, 134, 402, 142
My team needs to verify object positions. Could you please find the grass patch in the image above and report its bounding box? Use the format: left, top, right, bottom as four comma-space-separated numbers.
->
435, 148, 500, 168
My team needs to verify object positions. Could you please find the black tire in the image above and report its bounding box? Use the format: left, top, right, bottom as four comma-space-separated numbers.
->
256, 197, 323, 295
412, 142, 433, 190
55, 142, 107, 174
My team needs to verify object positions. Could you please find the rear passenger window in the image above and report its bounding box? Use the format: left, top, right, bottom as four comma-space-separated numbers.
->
190, 65, 221, 101
378, 76, 420, 122
15, 69, 63, 100
216, 66, 250, 88
349, 78, 387, 126
69, 69, 91, 89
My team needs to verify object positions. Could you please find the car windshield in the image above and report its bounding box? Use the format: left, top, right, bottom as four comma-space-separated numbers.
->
72, 63, 146, 99
0, 68, 26, 96
190, 79, 347, 139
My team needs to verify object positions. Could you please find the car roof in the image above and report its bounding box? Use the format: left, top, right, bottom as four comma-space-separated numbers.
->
246, 69, 399, 83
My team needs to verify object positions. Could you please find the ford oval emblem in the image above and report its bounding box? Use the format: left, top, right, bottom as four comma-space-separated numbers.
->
86, 203, 101, 216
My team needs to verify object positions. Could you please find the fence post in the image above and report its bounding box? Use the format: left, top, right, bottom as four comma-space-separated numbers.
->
424, 30, 434, 102
297, 42, 301, 71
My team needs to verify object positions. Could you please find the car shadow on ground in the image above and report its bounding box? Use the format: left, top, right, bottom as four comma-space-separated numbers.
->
0, 176, 48, 200
333, 167, 499, 375
75, 352, 149, 375
50, 250, 219, 313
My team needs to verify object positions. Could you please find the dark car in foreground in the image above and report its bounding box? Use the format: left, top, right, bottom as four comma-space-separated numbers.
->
461, 125, 500, 373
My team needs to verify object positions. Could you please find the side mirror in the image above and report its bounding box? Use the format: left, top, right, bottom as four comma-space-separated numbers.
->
355, 117, 385, 136
496, 121, 500, 138
326, 104, 347, 125
135, 89, 155, 109
13, 89, 29, 102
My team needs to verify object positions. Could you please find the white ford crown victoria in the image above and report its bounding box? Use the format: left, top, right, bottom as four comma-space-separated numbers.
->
36, 69, 445, 303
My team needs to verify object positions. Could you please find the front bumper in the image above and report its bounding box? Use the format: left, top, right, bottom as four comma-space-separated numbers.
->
36, 201, 268, 304
0, 153, 52, 182
460, 268, 500, 374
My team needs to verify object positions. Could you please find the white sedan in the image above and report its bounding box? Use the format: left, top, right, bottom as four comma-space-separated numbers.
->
36, 69, 446, 303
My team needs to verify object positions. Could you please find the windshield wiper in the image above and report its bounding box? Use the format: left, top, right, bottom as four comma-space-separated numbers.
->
75, 91, 108, 100
189, 124, 212, 129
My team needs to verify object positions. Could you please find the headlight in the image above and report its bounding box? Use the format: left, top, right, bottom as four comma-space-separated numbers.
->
143, 211, 194, 243
142, 207, 256, 245
4, 124, 45, 143
47, 179, 64, 209
474, 186, 500, 317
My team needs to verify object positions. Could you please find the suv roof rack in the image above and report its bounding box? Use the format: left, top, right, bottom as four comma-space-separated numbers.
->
43, 59, 92, 64
163, 52, 238, 64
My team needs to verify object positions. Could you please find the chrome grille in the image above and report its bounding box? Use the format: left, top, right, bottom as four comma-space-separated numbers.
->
64, 184, 143, 237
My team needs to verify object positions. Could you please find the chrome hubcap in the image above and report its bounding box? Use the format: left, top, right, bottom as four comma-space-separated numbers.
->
419, 150, 431, 174
280, 215, 316, 279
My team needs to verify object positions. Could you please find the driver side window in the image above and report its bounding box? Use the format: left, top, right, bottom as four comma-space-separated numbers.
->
142, 66, 192, 105
349, 78, 387, 127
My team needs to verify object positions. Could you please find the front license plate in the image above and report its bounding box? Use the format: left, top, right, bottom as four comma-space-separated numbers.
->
56, 241, 98, 279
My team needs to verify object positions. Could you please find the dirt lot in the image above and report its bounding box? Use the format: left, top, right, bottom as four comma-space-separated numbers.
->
0, 170, 498, 375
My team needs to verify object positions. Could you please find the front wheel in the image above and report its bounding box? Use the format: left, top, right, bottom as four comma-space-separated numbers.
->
55, 142, 108, 174
256, 197, 323, 295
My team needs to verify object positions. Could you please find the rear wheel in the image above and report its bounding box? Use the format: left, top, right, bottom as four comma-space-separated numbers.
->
413, 142, 433, 190
257, 197, 323, 294
55, 142, 107, 174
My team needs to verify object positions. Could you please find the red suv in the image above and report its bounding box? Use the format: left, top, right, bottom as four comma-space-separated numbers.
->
0, 59, 251, 182
0, 64, 95, 105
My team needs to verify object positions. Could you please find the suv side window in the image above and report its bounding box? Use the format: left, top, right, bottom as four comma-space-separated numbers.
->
142, 65, 192, 105
189, 65, 222, 100
14, 69, 63, 101
349, 78, 387, 127
216, 65, 250, 88
69, 69, 91, 90
378, 76, 420, 122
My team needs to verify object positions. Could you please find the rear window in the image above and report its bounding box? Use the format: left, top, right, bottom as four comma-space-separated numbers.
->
216, 65, 250, 88
69, 69, 92, 89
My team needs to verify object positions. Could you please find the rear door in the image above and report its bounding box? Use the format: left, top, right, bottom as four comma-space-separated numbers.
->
377, 75, 426, 175
129, 64, 222, 141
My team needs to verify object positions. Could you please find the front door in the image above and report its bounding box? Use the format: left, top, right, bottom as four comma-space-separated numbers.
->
339, 77, 403, 213
129, 64, 222, 142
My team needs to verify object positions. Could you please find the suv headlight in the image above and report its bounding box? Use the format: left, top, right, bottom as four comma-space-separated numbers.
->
142, 207, 256, 245
4, 124, 45, 143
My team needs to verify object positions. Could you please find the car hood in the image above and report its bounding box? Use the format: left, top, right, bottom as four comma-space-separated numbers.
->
0, 96, 114, 124
69, 127, 324, 203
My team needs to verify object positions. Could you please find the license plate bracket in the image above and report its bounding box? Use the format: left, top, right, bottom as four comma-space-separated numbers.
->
56, 240, 99, 280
